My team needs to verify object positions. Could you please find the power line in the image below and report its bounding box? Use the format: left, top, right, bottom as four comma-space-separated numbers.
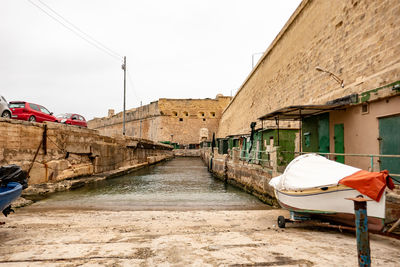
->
27, 0, 122, 62
36, 0, 122, 59
127, 69, 141, 105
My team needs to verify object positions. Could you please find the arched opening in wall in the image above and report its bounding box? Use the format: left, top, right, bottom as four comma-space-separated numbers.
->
199, 112, 205, 117
172, 111, 177, 116
210, 112, 215, 117
179, 118, 183, 122
203, 118, 206, 121
183, 111, 188, 116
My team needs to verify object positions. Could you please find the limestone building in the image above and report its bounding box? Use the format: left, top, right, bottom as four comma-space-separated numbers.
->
88, 95, 231, 147
217, 0, 400, 177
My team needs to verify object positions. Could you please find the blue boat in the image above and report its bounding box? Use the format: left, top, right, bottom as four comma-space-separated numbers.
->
0, 182, 22, 214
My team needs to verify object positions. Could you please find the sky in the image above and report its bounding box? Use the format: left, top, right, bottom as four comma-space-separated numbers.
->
0, 0, 301, 120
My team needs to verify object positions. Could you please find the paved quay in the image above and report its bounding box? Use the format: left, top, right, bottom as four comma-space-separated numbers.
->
1, 209, 399, 266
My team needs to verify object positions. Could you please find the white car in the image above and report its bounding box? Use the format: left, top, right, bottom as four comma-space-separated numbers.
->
0, 95, 12, 118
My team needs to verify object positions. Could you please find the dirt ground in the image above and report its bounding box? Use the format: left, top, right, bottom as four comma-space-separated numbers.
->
0, 208, 399, 266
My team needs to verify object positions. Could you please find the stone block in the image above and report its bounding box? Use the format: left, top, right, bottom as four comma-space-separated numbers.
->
28, 162, 48, 185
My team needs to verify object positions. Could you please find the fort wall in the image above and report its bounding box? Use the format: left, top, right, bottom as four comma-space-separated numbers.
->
218, 0, 400, 137
88, 95, 232, 145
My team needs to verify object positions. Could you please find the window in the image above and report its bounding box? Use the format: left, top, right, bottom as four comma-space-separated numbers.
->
172, 111, 178, 116
39, 106, 51, 114
210, 112, 215, 117
203, 118, 206, 121
9, 103, 25, 108
183, 111, 188, 116
361, 103, 369, 114
199, 112, 204, 117
179, 118, 183, 122
29, 104, 40, 112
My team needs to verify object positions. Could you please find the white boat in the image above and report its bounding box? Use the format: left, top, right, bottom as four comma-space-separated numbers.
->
269, 154, 394, 231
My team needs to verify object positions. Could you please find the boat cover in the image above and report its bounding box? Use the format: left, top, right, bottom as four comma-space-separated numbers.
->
269, 154, 394, 201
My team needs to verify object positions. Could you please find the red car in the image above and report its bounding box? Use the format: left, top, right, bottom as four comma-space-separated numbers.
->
9, 101, 57, 123
56, 113, 87, 127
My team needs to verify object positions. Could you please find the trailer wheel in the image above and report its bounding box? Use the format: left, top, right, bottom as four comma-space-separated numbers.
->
277, 216, 286, 228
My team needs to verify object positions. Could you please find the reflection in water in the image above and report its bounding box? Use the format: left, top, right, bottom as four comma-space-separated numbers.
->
31, 158, 269, 211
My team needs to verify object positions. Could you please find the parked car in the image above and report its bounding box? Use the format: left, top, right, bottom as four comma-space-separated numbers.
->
0, 95, 12, 118
56, 113, 87, 127
9, 101, 57, 123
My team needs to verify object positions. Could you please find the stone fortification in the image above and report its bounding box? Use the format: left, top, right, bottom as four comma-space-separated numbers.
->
218, 0, 400, 137
0, 118, 172, 185
88, 95, 232, 146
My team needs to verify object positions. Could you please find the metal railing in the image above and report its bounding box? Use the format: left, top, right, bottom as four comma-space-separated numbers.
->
225, 148, 400, 181
280, 151, 400, 181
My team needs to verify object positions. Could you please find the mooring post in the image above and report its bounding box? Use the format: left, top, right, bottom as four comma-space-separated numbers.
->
346, 195, 371, 267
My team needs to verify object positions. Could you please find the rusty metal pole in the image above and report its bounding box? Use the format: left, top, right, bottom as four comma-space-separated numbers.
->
348, 196, 371, 267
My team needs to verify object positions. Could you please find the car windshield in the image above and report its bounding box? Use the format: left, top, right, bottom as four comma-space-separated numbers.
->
56, 113, 72, 118
9, 103, 25, 108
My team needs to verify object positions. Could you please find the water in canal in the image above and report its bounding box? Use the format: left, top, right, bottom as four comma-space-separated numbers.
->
30, 157, 268, 211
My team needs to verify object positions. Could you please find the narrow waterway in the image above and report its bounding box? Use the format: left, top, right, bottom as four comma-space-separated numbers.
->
27, 157, 268, 211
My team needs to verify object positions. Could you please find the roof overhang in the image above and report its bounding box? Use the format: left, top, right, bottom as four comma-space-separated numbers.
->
258, 104, 345, 121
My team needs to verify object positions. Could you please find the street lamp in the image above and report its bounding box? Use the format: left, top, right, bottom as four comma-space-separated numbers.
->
315, 66, 344, 88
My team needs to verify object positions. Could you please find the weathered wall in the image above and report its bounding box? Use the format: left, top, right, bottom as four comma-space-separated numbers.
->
0, 118, 172, 185
88, 101, 161, 140
88, 95, 232, 145
201, 148, 277, 206
157, 96, 231, 144
218, 0, 400, 137
173, 149, 201, 157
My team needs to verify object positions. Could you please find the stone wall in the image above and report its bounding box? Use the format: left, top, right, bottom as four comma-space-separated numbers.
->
173, 149, 201, 157
201, 148, 277, 206
218, 0, 400, 137
0, 118, 172, 185
88, 95, 232, 145
88, 101, 161, 140
157, 96, 231, 144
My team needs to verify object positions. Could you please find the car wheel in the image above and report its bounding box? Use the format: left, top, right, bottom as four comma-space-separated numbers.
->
28, 116, 36, 122
1, 111, 11, 118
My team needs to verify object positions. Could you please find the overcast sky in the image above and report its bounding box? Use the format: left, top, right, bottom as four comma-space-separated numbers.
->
0, 0, 301, 120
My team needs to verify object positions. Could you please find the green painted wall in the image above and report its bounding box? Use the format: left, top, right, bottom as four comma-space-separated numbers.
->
261, 129, 297, 167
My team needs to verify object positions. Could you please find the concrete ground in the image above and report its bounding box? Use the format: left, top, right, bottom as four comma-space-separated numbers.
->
0, 209, 399, 266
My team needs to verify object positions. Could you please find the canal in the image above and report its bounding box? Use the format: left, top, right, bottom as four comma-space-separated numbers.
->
28, 157, 268, 211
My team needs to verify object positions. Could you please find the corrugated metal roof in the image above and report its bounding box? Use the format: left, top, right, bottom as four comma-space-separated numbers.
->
258, 104, 345, 121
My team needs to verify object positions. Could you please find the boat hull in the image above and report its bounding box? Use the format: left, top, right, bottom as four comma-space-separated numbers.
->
275, 185, 386, 231
0, 182, 23, 212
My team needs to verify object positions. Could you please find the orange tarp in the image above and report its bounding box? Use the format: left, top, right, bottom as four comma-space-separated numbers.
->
339, 170, 394, 202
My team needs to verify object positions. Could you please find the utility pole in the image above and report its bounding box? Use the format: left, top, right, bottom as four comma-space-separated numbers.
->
122, 56, 126, 135
139, 101, 142, 138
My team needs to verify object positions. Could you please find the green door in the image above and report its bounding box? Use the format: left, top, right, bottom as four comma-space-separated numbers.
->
379, 115, 400, 182
334, 124, 344, 163
318, 113, 330, 153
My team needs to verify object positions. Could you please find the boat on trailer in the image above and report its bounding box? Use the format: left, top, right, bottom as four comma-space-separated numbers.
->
269, 154, 394, 231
